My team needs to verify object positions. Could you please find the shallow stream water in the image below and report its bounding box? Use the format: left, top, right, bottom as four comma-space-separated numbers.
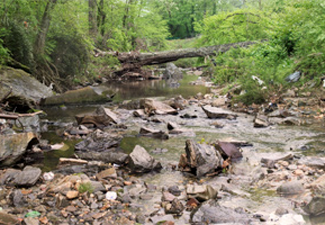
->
41, 75, 325, 224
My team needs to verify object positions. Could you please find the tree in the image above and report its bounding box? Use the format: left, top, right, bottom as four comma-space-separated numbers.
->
89, 0, 97, 37
33, 0, 57, 57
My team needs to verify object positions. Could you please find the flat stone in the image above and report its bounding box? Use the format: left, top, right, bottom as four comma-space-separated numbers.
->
277, 181, 305, 196
14, 166, 42, 187
90, 181, 106, 193
298, 157, 325, 169
202, 105, 237, 119
24, 217, 39, 225
0, 212, 19, 225
191, 199, 253, 224
96, 168, 117, 180
162, 191, 176, 202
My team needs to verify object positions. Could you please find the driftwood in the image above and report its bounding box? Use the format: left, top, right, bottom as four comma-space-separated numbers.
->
0, 111, 44, 120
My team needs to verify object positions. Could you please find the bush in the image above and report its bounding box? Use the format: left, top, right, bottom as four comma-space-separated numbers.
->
2, 21, 34, 69
49, 34, 89, 81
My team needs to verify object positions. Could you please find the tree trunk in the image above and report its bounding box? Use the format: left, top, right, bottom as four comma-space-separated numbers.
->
33, 0, 57, 56
116, 40, 261, 66
96, 40, 265, 76
89, 0, 98, 37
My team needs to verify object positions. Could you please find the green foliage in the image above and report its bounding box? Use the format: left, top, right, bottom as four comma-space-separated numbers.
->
195, 9, 274, 46
78, 182, 94, 194
2, 21, 34, 69
49, 34, 89, 80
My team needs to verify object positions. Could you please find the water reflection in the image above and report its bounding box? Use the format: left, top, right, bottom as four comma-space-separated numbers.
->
104, 75, 209, 102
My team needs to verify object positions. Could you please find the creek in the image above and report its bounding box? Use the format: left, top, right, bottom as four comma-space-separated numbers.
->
41, 74, 325, 224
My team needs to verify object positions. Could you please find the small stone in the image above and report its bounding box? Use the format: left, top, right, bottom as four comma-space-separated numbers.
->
96, 168, 117, 180
66, 191, 79, 199
66, 205, 77, 212
275, 207, 289, 216
24, 217, 39, 225
90, 202, 99, 209
168, 186, 181, 196
293, 169, 304, 177
162, 191, 176, 202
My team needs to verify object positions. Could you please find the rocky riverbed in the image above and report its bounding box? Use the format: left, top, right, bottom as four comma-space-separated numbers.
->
1, 77, 325, 224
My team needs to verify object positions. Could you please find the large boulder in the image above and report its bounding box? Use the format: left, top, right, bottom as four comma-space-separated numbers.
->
178, 140, 223, 177
127, 145, 162, 173
0, 67, 53, 108
43, 85, 114, 106
304, 196, 325, 216
0, 132, 38, 167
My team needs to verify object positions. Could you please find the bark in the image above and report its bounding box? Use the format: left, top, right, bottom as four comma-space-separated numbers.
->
89, 0, 98, 37
33, 0, 57, 56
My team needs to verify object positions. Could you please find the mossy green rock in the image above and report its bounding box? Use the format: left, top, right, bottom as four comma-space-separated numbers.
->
0, 67, 53, 108
43, 86, 114, 106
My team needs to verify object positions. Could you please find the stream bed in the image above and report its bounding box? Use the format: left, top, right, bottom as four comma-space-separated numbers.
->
41, 75, 325, 224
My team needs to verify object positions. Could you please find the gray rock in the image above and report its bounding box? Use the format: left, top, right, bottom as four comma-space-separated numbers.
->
0, 169, 20, 185
285, 71, 301, 83
168, 186, 182, 196
163, 63, 183, 80
11, 190, 26, 207
275, 207, 289, 216
202, 105, 237, 119
75, 129, 121, 152
298, 157, 325, 169
140, 98, 178, 116
0, 132, 38, 167
139, 127, 169, 140
254, 115, 270, 128
0, 67, 53, 108
304, 196, 325, 216
14, 166, 41, 187
90, 181, 106, 193
127, 145, 162, 173
16, 115, 41, 133
191, 199, 253, 224
76, 151, 128, 164
214, 141, 243, 161
277, 181, 305, 196
179, 140, 222, 177
165, 198, 184, 215
187, 184, 218, 202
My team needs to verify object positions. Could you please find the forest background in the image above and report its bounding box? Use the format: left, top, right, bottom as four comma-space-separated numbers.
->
0, 0, 324, 104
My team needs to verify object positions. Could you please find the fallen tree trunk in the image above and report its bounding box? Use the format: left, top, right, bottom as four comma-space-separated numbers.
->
96, 40, 263, 66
